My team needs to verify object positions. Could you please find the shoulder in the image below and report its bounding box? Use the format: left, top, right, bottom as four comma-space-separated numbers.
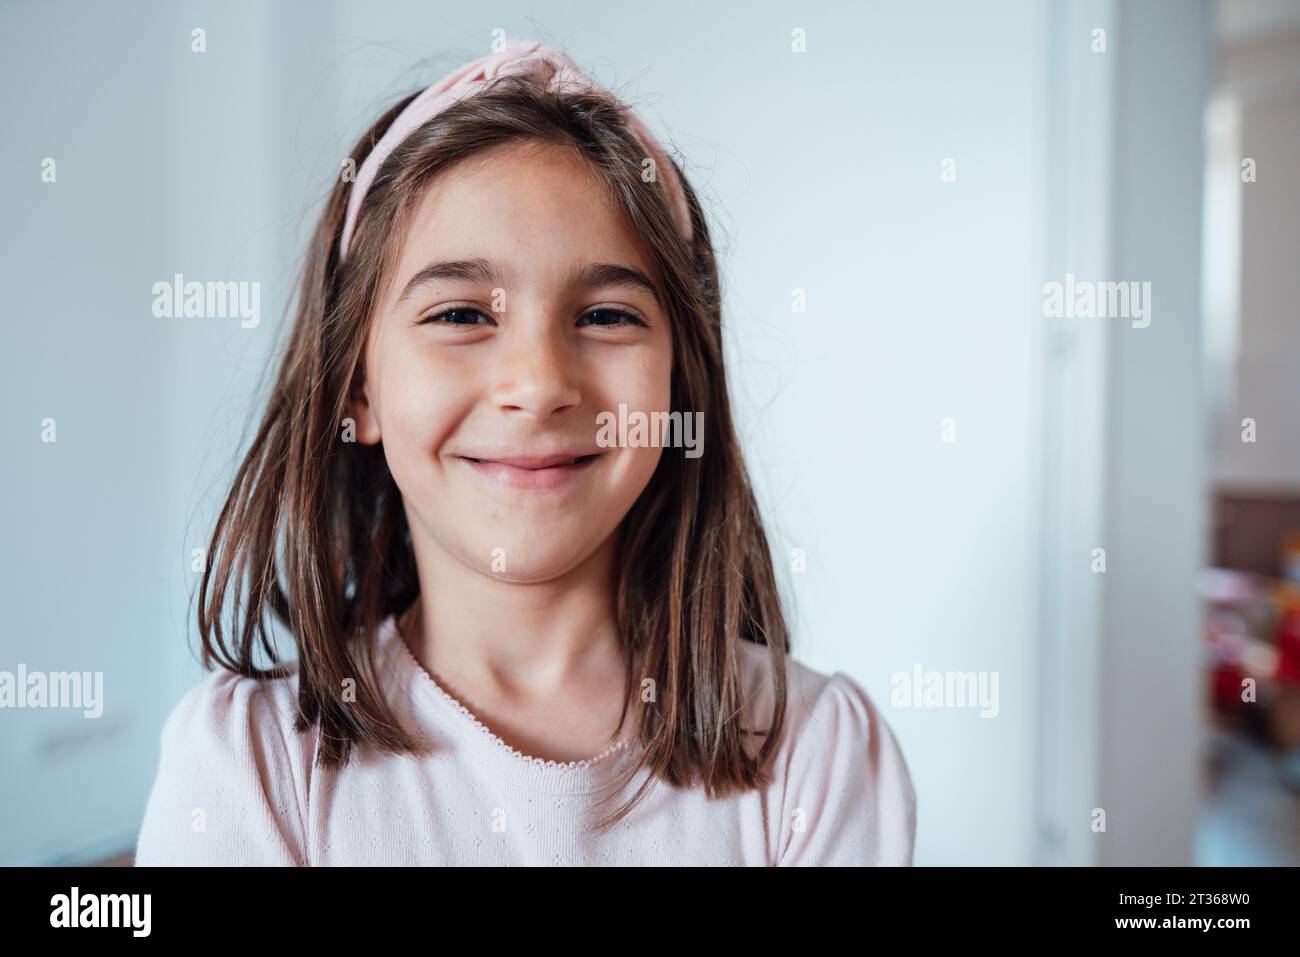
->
135, 664, 314, 866
736, 641, 917, 866
160, 664, 302, 750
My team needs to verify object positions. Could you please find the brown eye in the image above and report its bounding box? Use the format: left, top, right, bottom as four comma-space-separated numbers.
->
419, 308, 495, 326
577, 308, 646, 328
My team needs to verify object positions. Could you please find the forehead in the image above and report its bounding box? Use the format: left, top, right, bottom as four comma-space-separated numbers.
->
388, 139, 654, 289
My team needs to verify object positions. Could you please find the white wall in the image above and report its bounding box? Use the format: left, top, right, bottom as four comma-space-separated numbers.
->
1035, 0, 1212, 867
0, 0, 303, 864
1095, 0, 1211, 866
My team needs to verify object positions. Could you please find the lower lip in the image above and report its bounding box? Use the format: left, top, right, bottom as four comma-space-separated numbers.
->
460, 455, 599, 491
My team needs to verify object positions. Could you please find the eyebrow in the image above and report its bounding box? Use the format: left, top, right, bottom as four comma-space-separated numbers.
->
396, 258, 662, 308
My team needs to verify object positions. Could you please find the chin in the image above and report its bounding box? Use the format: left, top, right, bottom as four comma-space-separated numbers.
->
457, 525, 612, 583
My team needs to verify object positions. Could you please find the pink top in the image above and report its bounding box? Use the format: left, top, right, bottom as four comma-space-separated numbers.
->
135, 616, 916, 866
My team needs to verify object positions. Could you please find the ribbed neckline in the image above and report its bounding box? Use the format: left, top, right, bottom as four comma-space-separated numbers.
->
380, 614, 639, 795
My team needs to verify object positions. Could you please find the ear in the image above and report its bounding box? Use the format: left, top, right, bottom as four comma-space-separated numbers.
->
347, 363, 383, 445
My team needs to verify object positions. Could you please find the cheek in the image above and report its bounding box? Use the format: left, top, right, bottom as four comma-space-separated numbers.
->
595, 344, 673, 413
376, 350, 469, 471
594, 346, 674, 495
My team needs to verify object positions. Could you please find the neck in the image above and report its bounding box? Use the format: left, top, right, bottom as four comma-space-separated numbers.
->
399, 532, 626, 698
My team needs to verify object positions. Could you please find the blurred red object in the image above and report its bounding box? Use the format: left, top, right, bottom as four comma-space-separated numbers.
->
1206, 609, 1257, 716
1276, 606, 1300, 685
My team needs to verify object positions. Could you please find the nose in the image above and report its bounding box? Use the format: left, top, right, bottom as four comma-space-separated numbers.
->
488, 320, 582, 421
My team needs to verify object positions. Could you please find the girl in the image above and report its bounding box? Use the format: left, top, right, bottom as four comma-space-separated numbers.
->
135, 38, 916, 866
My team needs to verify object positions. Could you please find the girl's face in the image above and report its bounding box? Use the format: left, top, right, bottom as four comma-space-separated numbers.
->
353, 139, 673, 583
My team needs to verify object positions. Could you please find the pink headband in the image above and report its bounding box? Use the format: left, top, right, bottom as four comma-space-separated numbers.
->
339, 38, 693, 261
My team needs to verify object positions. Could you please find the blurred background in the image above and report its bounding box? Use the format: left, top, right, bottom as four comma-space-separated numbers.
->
1, 0, 1297, 866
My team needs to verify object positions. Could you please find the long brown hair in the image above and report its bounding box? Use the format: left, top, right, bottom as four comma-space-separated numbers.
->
197, 72, 790, 829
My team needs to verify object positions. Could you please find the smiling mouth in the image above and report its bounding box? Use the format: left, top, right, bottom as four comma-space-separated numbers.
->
460, 454, 600, 469
456, 452, 602, 491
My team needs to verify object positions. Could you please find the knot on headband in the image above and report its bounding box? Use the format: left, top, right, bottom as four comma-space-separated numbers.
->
338, 38, 693, 261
